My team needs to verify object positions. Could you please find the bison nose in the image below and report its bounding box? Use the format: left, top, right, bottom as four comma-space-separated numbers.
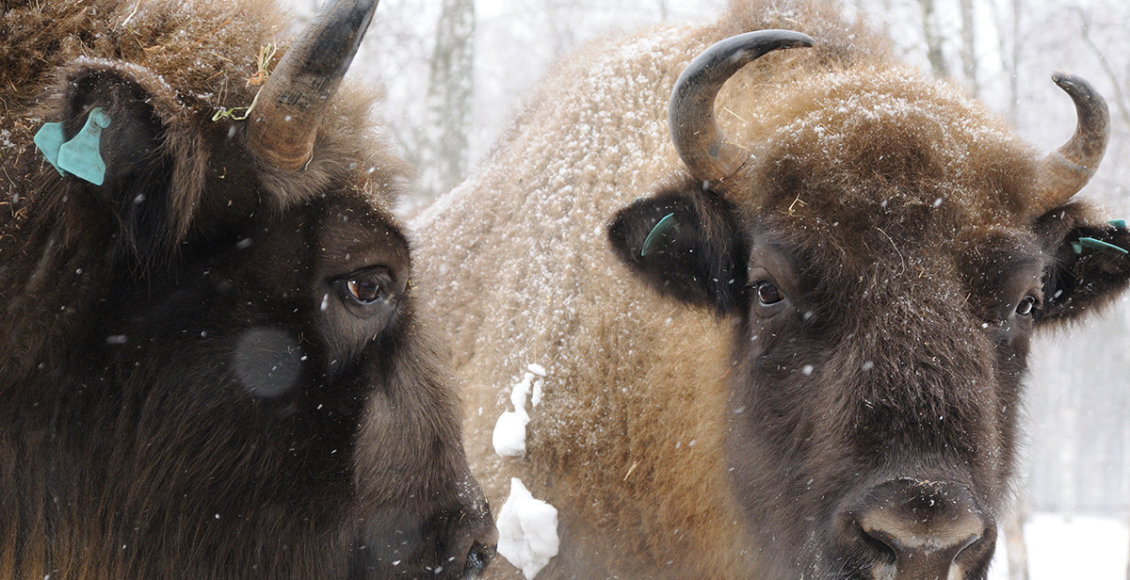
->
848, 479, 994, 577
451, 479, 499, 579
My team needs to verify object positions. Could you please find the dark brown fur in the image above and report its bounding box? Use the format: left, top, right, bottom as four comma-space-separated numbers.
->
0, 0, 494, 577
412, 0, 1130, 577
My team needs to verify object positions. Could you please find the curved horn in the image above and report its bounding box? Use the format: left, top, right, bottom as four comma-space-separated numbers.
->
246, 0, 379, 171
669, 30, 814, 186
1031, 73, 1110, 214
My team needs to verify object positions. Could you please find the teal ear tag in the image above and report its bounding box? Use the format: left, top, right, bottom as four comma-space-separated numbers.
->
1078, 236, 1129, 255
57, 108, 112, 186
33, 122, 67, 176
641, 212, 679, 257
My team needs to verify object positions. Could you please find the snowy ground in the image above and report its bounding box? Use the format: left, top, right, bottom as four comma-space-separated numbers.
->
989, 514, 1128, 579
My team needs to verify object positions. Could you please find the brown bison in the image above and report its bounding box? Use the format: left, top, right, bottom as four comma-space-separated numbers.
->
411, 0, 1130, 578
0, 0, 495, 577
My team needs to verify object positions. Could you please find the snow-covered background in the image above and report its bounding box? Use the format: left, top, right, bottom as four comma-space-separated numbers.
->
280, 0, 1130, 575
990, 514, 1128, 579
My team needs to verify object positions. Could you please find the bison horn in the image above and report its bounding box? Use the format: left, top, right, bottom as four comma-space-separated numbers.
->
1031, 73, 1110, 215
669, 30, 814, 186
246, 0, 379, 172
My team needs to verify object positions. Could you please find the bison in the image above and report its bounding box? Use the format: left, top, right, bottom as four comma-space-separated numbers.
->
410, 0, 1130, 577
0, 0, 495, 577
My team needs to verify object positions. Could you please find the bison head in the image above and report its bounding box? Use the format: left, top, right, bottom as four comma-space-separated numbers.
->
0, 0, 494, 576
609, 31, 1130, 578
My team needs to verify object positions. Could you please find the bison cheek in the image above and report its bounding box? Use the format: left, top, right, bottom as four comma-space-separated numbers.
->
314, 291, 400, 369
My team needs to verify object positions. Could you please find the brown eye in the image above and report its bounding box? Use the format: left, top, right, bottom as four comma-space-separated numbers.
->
756, 282, 783, 305
334, 267, 393, 307
1015, 295, 1038, 317
347, 279, 382, 303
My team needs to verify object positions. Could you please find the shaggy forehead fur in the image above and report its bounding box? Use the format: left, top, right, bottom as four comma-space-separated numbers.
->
1, 0, 281, 108
742, 66, 1038, 222
0, 0, 408, 224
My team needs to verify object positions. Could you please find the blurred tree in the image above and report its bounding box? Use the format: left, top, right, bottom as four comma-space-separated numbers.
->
1007, 493, 1030, 580
958, 0, 977, 93
987, 0, 1021, 124
418, 0, 476, 199
917, 0, 949, 77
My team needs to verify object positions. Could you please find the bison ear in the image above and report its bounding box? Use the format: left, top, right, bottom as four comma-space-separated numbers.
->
48, 61, 204, 260
1036, 203, 1130, 325
607, 186, 748, 313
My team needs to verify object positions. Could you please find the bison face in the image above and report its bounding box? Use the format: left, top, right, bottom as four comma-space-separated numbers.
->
0, 0, 495, 577
234, 195, 412, 386
609, 31, 1130, 579
611, 148, 1130, 580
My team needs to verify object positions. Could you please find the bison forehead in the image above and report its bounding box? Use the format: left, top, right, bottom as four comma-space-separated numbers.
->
724, 66, 1038, 228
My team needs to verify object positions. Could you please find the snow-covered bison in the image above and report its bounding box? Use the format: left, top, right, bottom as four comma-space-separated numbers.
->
411, 0, 1130, 577
0, 0, 495, 577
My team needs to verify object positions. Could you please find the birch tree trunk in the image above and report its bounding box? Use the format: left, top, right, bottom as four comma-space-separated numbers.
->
1006, 492, 1030, 580
959, 0, 977, 94
917, 0, 948, 78
419, 0, 476, 199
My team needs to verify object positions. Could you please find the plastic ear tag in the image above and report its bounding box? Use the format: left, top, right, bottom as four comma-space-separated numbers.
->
641, 212, 679, 257
57, 108, 112, 186
1077, 236, 1129, 255
33, 122, 68, 176
1108, 219, 1127, 229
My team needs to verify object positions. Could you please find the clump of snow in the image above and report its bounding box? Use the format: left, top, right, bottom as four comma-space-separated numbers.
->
492, 407, 529, 458
497, 478, 560, 579
527, 363, 546, 407
492, 364, 547, 457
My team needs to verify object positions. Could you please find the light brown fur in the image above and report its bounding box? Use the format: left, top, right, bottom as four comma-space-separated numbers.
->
413, 14, 779, 579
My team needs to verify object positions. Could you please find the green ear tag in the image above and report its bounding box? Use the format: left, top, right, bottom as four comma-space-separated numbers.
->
57, 108, 112, 186
1108, 219, 1127, 229
1078, 236, 1129, 255
33, 122, 67, 176
641, 212, 679, 257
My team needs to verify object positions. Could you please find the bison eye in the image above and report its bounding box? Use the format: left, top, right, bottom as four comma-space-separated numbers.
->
756, 282, 783, 305
347, 279, 381, 303
1015, 295, 1039, 317
334, 267, 393, 307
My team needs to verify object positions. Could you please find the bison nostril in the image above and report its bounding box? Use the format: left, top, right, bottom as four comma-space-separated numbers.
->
462, 540, 497, 578
857, 524, 898, 565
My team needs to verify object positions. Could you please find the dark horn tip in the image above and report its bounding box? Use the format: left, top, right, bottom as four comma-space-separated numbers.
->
774, 30, 816, 48
743, 29, 816, 46
705, 30, 816, 68
1050, 70, 1109, 156
1052, 72, 1100, 103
